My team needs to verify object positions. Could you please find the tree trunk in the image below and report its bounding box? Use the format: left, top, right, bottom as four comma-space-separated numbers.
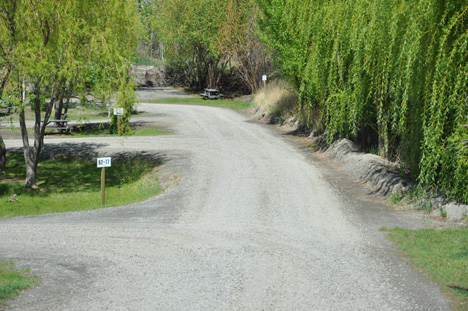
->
64, 96, 70, 114
19, 108, 38, 188
378, 119, 389, 158
54, 81, 68, 124
19, 80, 55, 189
24, 150, 38, 189
0, 67, 11, 98
54, 96, 64, 120
0, 135, 6, 173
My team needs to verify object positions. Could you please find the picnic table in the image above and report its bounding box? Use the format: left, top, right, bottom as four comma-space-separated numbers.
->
200, 89, 224, 100
41, 119, 71, 133
0, 101, 14, 114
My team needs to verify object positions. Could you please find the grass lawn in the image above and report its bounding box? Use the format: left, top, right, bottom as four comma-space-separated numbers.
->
69, 127, 171, 137
2, 125, 171, 139
148, 97, 253, 111
0, 260, 39, 306
2, 104, 147, 122
384, 227, 468, 310
0, 153, 163, 218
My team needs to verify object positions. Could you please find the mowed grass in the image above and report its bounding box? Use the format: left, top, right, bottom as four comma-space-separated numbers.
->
0, 260, 39, 305
0, 153, 162, 218
148, 97, 252, 111
70, 127, 171, 137
1, 127, 171, 140
4, 105, 107, 122
3, 104, 147, 122
385, 227, 468, 310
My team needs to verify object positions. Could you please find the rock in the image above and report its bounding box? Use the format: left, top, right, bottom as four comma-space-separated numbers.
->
319, 138, 468, 221
130, 65, 166, 88
322, 139, 408, 196
8, 194, 18, 203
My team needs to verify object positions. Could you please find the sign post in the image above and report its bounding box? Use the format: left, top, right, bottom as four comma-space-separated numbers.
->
114, 108, 124, 136
97, 157, 112, 205
262, 75, 267, 88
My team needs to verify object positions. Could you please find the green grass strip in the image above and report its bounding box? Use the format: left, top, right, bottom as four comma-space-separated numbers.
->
0, 260, 39, 305
0, 153, 163, 218
385, 227, 468, 310
70, 127, 171, 138
148, 97, 253, 111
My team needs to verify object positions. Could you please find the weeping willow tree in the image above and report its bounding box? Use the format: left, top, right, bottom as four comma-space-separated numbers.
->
257, 0, 468, 203
0, 0, 140, 188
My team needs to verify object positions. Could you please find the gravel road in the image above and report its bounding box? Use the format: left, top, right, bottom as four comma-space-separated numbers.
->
0, 91, 450, 310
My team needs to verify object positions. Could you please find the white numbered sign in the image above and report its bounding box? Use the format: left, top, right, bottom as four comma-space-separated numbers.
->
114, 108, 124, 116
97, 157, 112, 168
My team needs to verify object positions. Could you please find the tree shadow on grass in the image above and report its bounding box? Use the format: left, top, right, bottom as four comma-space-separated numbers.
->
40, 142, 109, 159
4, 143, 166, 196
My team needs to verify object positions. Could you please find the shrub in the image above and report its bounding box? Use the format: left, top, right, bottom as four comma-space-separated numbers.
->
254, 80, 298, 120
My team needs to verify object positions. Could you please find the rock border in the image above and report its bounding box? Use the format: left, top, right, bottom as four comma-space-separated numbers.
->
251, 107, 468, 222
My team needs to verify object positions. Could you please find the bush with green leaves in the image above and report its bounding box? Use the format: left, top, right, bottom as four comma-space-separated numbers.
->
257, 0, 468, 204
0, 0, 140, 188
149, 0, 271, 92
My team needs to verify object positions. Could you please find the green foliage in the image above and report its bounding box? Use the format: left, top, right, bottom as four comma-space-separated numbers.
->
109, 80, 137, 135
0, 0, 141, 187
257, 0, 468, 204
256, 0, 317, 87
149, 0, 225, 89
1, 0, 140, 98
149, 0, 266, 92
0, 260, 39, 303
389, 191, 403, 205
440, 207, 448, 218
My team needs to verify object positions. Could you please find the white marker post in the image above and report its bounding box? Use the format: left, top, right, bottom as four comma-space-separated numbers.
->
114, 108, 124, 136
262, 75, 267, 88
97, 157, 112, 205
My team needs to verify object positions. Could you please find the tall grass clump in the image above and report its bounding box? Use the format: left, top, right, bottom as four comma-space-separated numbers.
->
254, 80, 298, 120
0, 260, 39, 304
257, 0, 468, 204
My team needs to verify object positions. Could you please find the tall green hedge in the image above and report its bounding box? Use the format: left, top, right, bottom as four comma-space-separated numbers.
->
257, 0, 468, 203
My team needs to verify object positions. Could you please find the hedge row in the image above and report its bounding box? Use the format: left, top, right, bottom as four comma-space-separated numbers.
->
257, 0, 468, 203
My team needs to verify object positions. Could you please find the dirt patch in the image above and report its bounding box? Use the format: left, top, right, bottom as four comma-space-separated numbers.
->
155, 165, 182, 193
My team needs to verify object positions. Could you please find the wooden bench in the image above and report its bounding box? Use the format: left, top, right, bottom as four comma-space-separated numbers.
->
41, 119, 71, 133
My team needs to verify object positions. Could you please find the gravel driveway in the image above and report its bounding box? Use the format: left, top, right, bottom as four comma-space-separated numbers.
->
0, 91, 450, 310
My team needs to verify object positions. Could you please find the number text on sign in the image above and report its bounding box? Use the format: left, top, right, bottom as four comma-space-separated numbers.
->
97, 157, 112, 168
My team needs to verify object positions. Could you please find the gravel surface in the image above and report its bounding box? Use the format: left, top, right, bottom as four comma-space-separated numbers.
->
0, 90, 450, 310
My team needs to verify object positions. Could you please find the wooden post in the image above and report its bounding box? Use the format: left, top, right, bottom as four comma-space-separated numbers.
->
101, 167, 105, 205
117, 115, 121, 136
